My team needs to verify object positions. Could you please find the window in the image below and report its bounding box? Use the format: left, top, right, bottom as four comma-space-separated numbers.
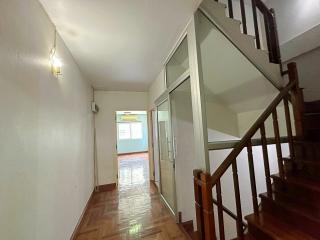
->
118, 123, 131, 139
131, 122, 143, 139
118, 122, 143, 140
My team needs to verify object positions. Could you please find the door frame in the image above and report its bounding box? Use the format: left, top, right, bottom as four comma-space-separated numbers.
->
156, 97, 177, 216
149, 108, 160, 186
114, 110, 150, 187
155, 72, 192, 218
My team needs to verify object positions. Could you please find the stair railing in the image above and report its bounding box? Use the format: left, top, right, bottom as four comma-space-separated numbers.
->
214, 0, 281, 64
193, 62, 304, 240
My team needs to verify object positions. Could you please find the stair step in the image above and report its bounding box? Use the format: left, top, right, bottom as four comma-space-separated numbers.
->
293, 141, 320, 159
260, 192, 320, 238
283, 158, 320, 179
202, 0, 227, 19
232, 234, 255, 240
306, 129, 320, 141
305, 101, 320, 113
245, 212, 316, 240
272, 184, 320, 213
272, 174, 320, 213
200, 0, 283, 88
304, 113, 320, 130
272, 174, 320, 195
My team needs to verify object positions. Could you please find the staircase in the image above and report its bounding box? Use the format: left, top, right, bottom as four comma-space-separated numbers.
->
199, 0, 283, 88
244, 100, 320, 240
192, 1, 320, 239
193, 68, 320, 240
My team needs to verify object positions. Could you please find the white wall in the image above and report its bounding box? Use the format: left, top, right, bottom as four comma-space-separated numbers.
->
285, 47, 320, 102
206, 100, 240, 141
0, 1, 94, 239
237, 104, 296, 138
266, 0, 320, 45
94, 91, 149, 185
148, 69, 166, 187
265, 0, 320, 101
148, 69, 166, 110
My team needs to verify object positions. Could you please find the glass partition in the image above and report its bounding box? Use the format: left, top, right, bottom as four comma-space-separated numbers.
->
170, 78, 196, 222
157, 100, 176, 212
166, 37, 189, 87
197, 11, 278, 143
197, 11, 285, 240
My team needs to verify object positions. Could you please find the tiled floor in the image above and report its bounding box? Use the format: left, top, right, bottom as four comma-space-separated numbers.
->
75, 153, 188, 240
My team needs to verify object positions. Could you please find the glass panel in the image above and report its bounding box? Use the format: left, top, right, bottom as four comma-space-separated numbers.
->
170, 78, 196, 222
131, 122, 143, 139
166, 37, 189, 87
118, 123, 131, 139
152, 110, 160, 187
197, 12, 278, 143
157, 100, 176, 212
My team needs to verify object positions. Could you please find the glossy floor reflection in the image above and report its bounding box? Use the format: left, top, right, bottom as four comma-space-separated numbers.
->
75, 153, 188, 240
118, 153, 149, 189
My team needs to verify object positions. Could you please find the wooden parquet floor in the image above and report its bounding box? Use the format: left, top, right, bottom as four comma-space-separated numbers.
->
74, 153, 188, 240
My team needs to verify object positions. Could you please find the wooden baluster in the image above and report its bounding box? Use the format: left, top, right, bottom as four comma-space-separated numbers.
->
251, 0, 261, 49
260, 123, 272, 197
272, 109, 285, 178
193, 170, 205, 240
262, 7, 281, 63
240, 0, 247, 34
284, 97, 297, 173
216, 180, 225, 240
201, 173, 217, 240
264, 13, 273, 62
288, 62, 304, 139
247, 141, 259, 215
232, 161, 244, 239
270, 8, 282, 65
228, 0, 234, 18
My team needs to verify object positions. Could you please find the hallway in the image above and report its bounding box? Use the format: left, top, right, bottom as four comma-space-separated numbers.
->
75, 153, 188, 240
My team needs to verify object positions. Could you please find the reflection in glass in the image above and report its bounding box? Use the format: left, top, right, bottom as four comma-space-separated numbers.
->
157, 100, 176, 211
197, 11, 278, 142
166, 37, 189, 87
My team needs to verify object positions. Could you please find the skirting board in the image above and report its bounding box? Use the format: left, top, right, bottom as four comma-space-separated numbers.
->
98, 183, 117, 192
150, 180, 158, 190
70, 190, 94, 240
70, 183, 116, 239
179, 220, 197, 240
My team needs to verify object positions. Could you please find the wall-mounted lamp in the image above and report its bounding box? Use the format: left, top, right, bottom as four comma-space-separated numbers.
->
50, 29, 62, 77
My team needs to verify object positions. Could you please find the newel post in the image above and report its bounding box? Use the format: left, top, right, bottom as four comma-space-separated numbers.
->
201, 172, 217, 240
287, 62, 305, 138
194, 170, 205, 240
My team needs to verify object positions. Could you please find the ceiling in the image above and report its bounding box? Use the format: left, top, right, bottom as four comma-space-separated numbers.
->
39, 0, 200, 91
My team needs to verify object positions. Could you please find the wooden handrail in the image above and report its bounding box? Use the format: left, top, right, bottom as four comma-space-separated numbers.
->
255, 0, 271, 14
208, 136, 289, 151
210, 79, 296, 184
193, 63, 303, 240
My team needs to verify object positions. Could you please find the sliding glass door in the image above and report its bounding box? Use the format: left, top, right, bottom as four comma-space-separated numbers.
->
157, 100, 176, 212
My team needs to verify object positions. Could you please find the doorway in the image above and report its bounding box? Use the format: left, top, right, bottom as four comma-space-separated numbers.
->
116, 111, 149, 188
